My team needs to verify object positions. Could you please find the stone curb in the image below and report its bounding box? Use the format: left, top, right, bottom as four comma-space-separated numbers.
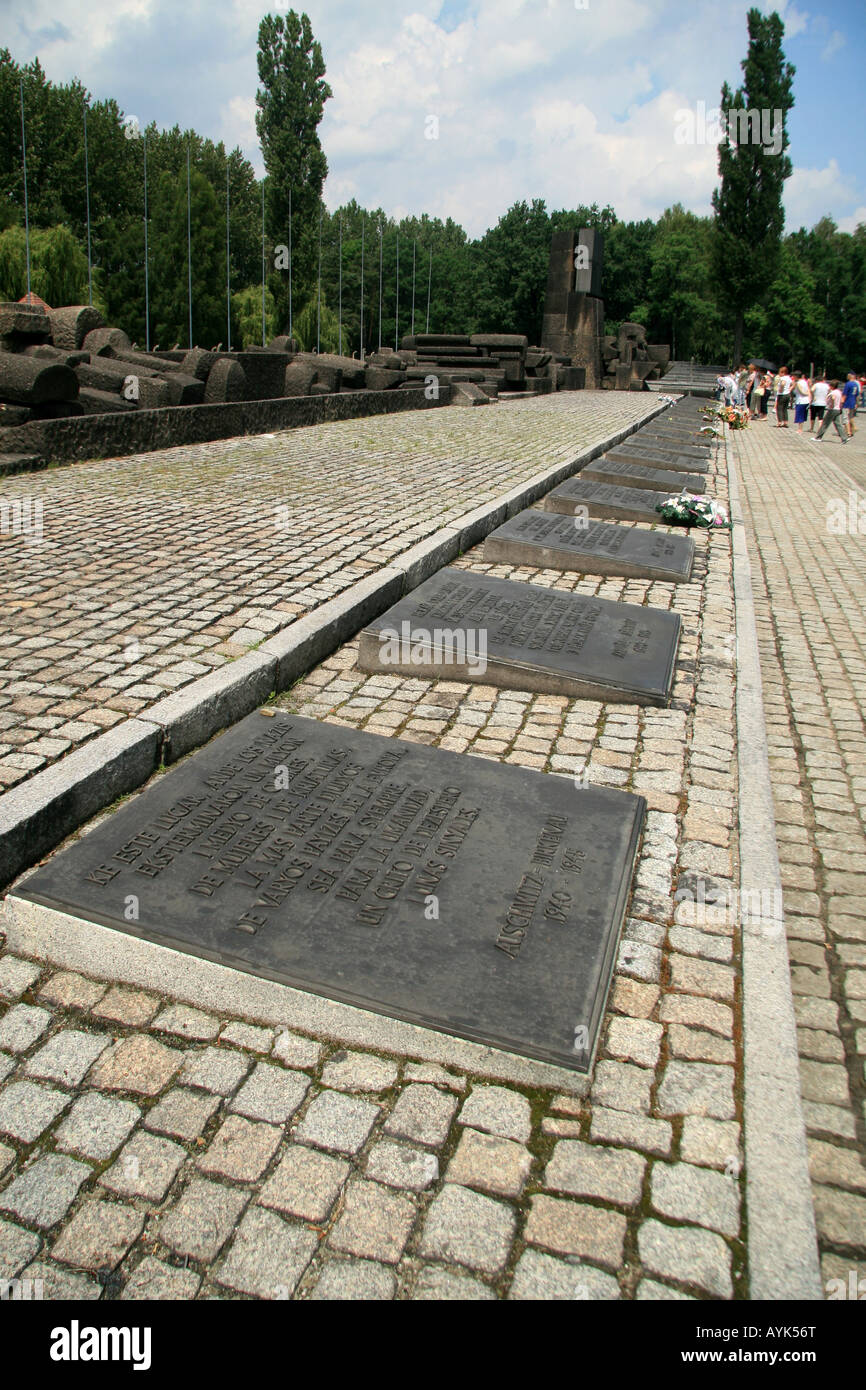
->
0, 720, 160, 890
0, 398, 669, 892
726, 427, 823, 1301
1, 894, 594, 1094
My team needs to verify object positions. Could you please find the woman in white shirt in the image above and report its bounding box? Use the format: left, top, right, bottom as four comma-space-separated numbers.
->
810, 377, 829, 433
794, 373, 811, 434
775, 369, 793, 427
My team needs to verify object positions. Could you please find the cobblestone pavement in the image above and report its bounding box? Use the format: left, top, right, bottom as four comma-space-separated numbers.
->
0, 424, 748, 1300
0, 393, 656, 796
733, 418, 866, 1296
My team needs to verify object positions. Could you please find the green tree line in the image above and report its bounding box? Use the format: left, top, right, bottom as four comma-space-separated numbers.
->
1, 34, 863, 372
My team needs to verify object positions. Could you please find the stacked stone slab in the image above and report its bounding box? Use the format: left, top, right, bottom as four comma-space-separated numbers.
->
541, 229, 606, 389
646, 361, 727, 397
397, 333, 584, 400
600, 323, 671, 391
0, 303, 82, 418
0, 303, 460, 464
541, 230, 672, 391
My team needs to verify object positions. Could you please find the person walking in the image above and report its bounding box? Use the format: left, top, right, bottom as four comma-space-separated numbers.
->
812, 381, 848, 444
775, 366, 793, 427
793, 372, 811, 434
749, 369, 765, 418
810, 374, 829, 432
842, 372, 861, 437
760, 371, 772, 418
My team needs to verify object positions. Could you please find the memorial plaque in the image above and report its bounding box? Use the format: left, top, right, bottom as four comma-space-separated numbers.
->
359, 567, 681, 704
638, 429, 712, 448
18, 711, 647, 1073
606, 444, 710, 474
484, 511, 694, 583
630, 431, 711, 452
542, 478, 673, 523
583, 457, 706, 493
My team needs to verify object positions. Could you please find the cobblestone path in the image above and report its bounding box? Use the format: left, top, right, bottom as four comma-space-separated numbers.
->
0, 394, 656, 795
734, 418, 866, 1293
0, 410, 750, 1300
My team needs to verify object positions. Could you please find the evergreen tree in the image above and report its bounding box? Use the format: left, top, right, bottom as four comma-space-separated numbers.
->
712, 8, 795, 364
255, 10, 332, 327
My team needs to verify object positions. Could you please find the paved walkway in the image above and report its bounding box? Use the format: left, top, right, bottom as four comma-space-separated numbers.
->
0, 393, 656, 795
0, 405, 748, 1301
733, 417, 866, 1294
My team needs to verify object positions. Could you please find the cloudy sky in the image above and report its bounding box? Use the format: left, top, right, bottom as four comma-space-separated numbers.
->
6, 0, 865, 236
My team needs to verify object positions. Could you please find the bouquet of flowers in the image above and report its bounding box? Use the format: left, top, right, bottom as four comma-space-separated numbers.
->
655, 494, 731, 529
711, 404, 750, 429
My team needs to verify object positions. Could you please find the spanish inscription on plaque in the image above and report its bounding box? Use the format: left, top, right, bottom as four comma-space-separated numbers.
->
358, 568, 681, 704
542, 479, 673, 523
484, 511, 694, 583
18, 712, 647, 1072
606, 443, 710, 474
582, 457, 706, 493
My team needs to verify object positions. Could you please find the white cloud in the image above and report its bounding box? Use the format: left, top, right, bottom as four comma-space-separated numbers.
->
220, 95, 257, 155
822, 30, 844, 61
773, 2, 810, 40
838, 206, 866, 234
784, 159, 861, 230
4, 0, 862, 237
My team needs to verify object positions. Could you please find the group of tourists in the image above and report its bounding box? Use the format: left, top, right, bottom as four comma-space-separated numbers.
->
716, 365, 863, 442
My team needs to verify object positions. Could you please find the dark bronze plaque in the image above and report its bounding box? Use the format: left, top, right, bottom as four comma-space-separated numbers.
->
542, 479, 673, 523
484, 511, 694, 583
582, 457, 706, 493
18, 711, 647, 1072
359, 568, 681, 704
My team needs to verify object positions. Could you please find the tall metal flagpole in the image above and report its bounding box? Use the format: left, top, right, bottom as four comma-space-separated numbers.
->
411, 239, 416, 336
83, 102, 93, 305
261, 179, 266, 346
19, 79, 31, 304
377, 222, 383, 351
288, 186, 293, 341
338, 215, 342, 358
225, 161, 231, 351
395, 232, 400, 351
317, 204, 322, 354
143, 130, 150, 352
186, 144, 193, 348
360, 217, 365, 361
426, 246, 433, 333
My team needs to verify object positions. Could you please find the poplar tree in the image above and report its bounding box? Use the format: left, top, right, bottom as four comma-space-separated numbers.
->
255, 10, 332, 328
712, 8, 795, 365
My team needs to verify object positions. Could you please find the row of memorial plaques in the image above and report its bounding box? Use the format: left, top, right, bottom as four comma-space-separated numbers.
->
16, 403, 707, 1076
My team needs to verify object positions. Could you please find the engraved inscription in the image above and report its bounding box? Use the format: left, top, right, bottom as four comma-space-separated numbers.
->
20, 710, 649, 1075
84, 722, 483, 936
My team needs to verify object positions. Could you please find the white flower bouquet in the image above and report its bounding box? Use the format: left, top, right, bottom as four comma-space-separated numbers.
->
655, 494, 731, 529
